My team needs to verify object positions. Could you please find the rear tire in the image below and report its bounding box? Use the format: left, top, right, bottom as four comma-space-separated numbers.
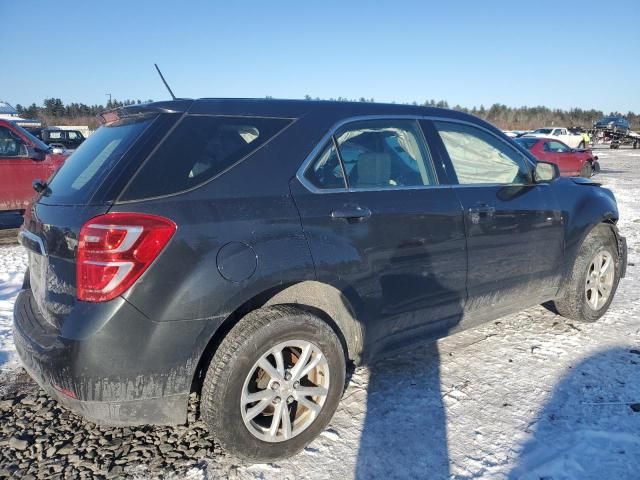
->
552, 226, 621, 322
200, 305, 346, 462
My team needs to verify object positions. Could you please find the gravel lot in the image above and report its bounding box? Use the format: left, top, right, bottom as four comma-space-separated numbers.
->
0, 146, 639, 479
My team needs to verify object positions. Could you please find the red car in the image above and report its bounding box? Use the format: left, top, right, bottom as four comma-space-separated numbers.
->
514, 137, 599, 177
0, 119, 68, 212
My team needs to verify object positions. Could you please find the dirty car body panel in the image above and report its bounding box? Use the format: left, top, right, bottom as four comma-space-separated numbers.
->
13, 99, 627, 425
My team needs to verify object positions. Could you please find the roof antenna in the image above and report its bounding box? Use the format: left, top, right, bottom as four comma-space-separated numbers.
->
154, 63, 177, 100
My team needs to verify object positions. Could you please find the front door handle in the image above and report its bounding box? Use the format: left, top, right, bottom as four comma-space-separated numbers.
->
331, 206, 372, 222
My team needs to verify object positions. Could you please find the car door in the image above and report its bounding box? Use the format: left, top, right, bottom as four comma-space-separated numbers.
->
290, 118, 467, 354
425, 119, 565, 325
0, 125, 57, 211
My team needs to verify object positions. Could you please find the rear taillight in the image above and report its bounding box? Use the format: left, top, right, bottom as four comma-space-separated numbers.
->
77, 213, 176, 302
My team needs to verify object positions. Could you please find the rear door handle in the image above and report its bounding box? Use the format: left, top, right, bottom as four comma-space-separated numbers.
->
331, 206, 372, 222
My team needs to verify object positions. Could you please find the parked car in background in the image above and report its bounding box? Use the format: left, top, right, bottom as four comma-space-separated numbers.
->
514, 137, 599, 177
594, 116, 630, 135
524, 127, 586, 148
14, 99, 626, 463
39, 128, 86, 150
0, 120, 69, 212
502, 130, 530, 138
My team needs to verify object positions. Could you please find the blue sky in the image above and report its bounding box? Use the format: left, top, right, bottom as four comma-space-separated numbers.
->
1, 1, 639, 112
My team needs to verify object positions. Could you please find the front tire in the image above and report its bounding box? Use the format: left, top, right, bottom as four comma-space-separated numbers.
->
552, 226, 621, 322
580, 162, 593, 178
200, 306, 346, 462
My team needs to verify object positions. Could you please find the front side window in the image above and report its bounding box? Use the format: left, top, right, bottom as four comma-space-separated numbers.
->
435, 121, 531, 185
48, 131, 63, 139
335, 120, 435, 189
544, 141, 570, 153
0, 126, 26, 157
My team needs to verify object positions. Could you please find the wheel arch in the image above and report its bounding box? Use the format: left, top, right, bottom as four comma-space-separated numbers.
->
263, 281, 364, 363
190, 280, 364, 396
564, 215, 620, 275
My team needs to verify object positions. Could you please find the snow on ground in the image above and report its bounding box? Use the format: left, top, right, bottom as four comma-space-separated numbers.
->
0, 245, 26, 377
0, 147, 639, 479
207, 147, 640, 479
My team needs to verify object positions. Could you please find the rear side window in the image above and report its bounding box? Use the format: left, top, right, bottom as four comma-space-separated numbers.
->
304, 141, 346, 189
514, 138, 538, 150
121, 116, 291, 200
45, 116, 155, 204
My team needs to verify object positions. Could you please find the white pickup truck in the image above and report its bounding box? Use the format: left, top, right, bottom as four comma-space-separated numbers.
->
523, 127, 587, 148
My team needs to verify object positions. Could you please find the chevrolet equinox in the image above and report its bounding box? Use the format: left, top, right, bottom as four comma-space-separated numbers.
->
14, 99, 627, 462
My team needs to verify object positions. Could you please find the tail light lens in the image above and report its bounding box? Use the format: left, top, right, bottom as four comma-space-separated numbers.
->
77, 213, 176, 302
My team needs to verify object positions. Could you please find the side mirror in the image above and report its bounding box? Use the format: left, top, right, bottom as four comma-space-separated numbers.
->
571, 149, 576, 153
534, 161, 560, 182
25, 145, 46, 161
33, 179, 47, 193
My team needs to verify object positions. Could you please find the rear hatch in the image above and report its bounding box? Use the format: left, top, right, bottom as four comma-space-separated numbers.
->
20, 106, 184, 326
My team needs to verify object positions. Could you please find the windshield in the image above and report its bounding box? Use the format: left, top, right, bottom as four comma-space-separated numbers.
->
514, 138, 538, 150
11, 122, 49, 151
43, 115, 156, 204
533, 128, 552, 134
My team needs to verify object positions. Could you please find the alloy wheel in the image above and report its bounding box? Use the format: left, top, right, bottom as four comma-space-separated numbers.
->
585, 250, 615, 310
240, 340, 330, 442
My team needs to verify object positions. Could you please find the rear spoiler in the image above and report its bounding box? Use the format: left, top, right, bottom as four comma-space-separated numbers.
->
99, 99, 193, 125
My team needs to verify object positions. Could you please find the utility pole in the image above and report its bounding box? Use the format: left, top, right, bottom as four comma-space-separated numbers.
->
106, 93, 112, 106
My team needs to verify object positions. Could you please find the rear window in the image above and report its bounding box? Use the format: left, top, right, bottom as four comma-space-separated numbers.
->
44, 116, 155, 204
120, 115, 292, 200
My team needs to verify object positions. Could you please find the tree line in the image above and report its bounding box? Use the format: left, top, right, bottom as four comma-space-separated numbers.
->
305, 95, 638, 130
14, 98, 154, 129
15, 98, 154, 119
14, 97, 639, 131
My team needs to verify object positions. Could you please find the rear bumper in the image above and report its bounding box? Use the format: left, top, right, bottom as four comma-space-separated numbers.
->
13, 288, 219, 426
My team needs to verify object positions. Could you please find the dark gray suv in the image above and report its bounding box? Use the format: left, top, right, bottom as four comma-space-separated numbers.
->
14, 99, 626, 461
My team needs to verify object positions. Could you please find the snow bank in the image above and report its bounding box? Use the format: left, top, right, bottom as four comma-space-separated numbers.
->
0, 246, 26, 372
